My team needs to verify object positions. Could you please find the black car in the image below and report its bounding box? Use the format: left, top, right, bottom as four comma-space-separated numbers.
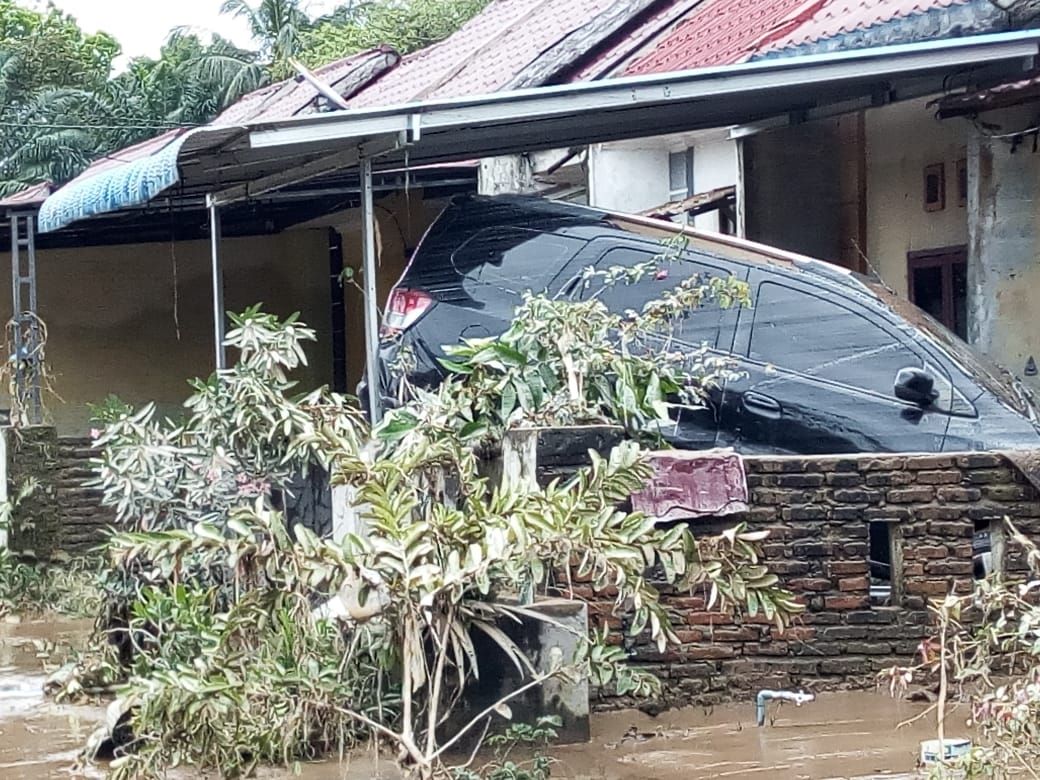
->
371, 195, 1040, 455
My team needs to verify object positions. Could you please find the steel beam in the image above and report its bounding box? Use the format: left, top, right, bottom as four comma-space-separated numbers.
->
360, 157, 382, 424
207, 196, 227, 370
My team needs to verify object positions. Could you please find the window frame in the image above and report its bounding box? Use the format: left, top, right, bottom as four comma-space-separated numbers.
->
744, 279, 944, 405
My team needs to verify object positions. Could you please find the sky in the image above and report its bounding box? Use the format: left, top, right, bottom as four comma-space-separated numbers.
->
19, 0, 339, 63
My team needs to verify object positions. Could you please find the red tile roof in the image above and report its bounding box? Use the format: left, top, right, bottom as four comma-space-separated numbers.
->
623, 0, 826, 76
348, 0, 620, 108
758, 0, 971, 54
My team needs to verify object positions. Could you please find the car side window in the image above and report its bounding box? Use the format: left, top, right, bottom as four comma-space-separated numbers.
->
452, 227, 584, 295
749, 281, 925, 399
580, 245, 731, 349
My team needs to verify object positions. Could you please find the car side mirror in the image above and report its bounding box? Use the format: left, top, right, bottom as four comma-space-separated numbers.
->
894, 367, 939, 407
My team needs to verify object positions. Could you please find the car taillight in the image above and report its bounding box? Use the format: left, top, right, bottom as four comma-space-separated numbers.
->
382, 288, 433, 336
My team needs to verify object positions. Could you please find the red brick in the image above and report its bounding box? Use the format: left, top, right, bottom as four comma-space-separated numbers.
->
838, 576, 870, 592
686, 611, 730, 625
906, 580, 950, 597
827, 561, 869, 576
713, 627, 760, 642
823, 595, 871, 610
686, 644, 736, 660
788, 577, 833, 592
674, 629, 706, 643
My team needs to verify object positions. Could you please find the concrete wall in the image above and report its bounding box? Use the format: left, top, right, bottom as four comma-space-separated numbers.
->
589, 143, 671, 212
967, 104, 1040, 388
691, 132, 738, 232
745, 118, 844, 262
865, 97, 969, 297
0, 230, 333, 433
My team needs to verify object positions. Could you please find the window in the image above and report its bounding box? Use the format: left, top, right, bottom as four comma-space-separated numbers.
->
669, 149, 694, 202
924, 163, 946, 212
973, 518, 1004, 579
582, 246, 730, 348
453, 227, 583, 295
908, 247, 968, 341
869, 521, 902, 606
749, 282, 924, 398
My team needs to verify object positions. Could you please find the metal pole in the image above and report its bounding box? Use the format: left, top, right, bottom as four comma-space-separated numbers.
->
360, 157, 382, 424
208, 196, 227, 370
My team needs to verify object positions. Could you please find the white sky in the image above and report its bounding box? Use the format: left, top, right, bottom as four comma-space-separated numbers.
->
18, 0, 340, 63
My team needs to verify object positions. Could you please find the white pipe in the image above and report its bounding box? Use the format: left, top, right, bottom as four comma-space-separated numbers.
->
207, 195, 227, 371
756, 689, 815, 726
359, 157, 382, 424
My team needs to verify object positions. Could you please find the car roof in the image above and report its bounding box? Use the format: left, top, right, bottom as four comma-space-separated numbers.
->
451, 194, 880, 299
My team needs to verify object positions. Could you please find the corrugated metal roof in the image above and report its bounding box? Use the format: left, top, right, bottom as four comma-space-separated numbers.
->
217, 47, 398, 123
758, 0, 973, 54
348, 0, 619, 107
0, 181, 53, 209
623, 0, 822, 75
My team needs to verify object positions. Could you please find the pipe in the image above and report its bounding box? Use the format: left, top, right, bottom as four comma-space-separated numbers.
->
756, 689, 815, 726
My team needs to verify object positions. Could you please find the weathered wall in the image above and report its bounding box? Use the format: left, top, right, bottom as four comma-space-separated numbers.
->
744, 118, 843, 262
865, 96, 969, 297
54, 436, 114, 554
586, 451, 1038, 709
967, 104, 1040, 390
0, 230, 333, 433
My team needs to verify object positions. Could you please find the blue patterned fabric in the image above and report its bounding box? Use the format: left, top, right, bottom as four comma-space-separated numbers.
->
37, 131, 197, 234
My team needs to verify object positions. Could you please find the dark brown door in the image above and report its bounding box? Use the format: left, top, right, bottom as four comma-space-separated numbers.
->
907, 246, 968, 340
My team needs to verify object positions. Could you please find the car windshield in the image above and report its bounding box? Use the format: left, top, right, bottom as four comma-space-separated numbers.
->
868, 281, 1035, 417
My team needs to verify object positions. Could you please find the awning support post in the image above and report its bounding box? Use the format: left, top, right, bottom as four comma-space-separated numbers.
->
207, 195, 227, 371
360, 157, 382, 425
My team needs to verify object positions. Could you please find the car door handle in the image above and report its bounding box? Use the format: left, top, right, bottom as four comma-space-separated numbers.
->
743, 391, 782, 419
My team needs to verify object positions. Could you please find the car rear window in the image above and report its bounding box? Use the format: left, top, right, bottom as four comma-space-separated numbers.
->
452, 226, 584, 295
750, 281, 923, 398
581, 245, 734, 349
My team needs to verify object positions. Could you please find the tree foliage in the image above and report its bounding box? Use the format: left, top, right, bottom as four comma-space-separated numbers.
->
64, 283, 798, 778
301, 0, 492, 67
0, 0, 492, 196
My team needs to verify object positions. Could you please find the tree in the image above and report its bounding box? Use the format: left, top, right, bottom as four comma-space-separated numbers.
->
220, 0, 311, 78
0, 0, 120, 194
300, 0, 492, 68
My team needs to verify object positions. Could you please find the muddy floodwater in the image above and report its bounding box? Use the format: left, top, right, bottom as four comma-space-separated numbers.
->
2, 620, 943, 779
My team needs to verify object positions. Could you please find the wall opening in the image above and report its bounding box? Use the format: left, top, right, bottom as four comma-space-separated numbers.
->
869, 520, 902, 606
973, 517, 1005, 579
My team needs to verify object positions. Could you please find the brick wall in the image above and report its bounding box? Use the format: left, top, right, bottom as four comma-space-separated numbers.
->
55, 436, 114, 555
588, 452, 1040, 709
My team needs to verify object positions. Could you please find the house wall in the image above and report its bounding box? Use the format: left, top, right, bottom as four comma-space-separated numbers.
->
691, 133, 739, 233
744, 118, 844, 262
864, 96, 969, 297
589, 143, 671, 213
967, 104, 1040, 390
0, 230, 333, 433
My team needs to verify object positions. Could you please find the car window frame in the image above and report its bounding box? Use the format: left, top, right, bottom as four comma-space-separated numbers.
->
740, 275, 959, 411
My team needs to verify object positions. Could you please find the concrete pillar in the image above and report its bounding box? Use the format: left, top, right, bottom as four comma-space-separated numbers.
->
478, 154, 537, 196
966, 119, 1040, 391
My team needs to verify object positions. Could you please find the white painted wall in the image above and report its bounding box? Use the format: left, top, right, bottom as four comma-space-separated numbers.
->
691, 134, 738, 232
588, 143, 670, 212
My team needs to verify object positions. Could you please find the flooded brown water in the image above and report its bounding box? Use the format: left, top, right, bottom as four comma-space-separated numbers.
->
0, 618, 104, 779
2, 619, 946, 779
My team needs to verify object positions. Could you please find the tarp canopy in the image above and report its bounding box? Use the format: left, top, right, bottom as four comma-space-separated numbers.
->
38, 30, 1040, 233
